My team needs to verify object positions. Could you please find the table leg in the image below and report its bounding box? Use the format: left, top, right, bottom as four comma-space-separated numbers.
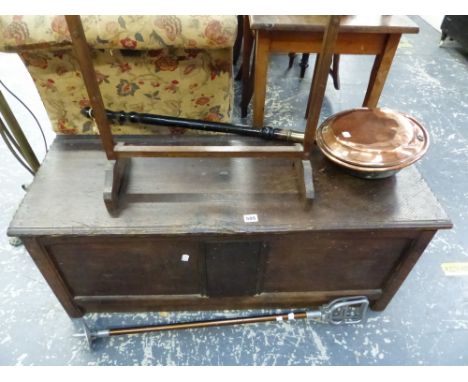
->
363, 33, 401, 108
240, 16, 254, 117
304, 53, 320, 118
288, 53, 296, 69
233, 15, 244, 65
330, 54, 340, 90
252, 31, 270, 128
299, 53, 310, 78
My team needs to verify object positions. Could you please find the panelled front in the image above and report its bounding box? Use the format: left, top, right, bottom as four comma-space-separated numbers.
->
205, 241, 265, 297
44, 237, 203, 296
263, 232, 412, 292
42, 231, 413, 299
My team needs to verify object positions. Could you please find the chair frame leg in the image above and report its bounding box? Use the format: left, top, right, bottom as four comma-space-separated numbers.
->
299, 53, 310, 78
288, 52, 296, 69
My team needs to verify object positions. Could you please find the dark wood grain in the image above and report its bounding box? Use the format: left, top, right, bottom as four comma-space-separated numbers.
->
8, 136, 451, 317
22, 238, 83, 318
8, 135, 451, 237
372, 230, 437, 310
45, 237, 204, 296
73, 289, 383, 313
263, 232, 411, 292
205, 241, 264, 297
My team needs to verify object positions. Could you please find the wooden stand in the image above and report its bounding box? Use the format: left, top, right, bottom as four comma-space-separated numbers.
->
294, 159, 315, 200
103, 158, 131, 216
64, 16, 341, 216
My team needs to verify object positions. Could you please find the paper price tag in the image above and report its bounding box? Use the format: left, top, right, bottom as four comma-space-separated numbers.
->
441, 262, 468, 276
243, 214, 259, 223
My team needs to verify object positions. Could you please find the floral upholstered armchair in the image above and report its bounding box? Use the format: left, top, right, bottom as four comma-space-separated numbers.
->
0, 15, 237, 135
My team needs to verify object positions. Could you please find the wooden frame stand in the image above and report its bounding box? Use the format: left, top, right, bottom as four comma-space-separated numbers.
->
103, 158, 131, 216
65, 15, 340, 215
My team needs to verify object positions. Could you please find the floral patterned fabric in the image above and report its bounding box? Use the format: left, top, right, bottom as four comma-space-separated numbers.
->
0, 15, 237, 50
19, 47, 233, 134
0, 16, 236, 134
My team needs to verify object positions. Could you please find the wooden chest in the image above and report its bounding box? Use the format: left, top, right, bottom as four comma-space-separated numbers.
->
8, 136, 451, 318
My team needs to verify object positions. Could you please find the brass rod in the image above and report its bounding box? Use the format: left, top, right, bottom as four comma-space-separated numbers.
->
0, 89, 40, 172
109, 312, 308, 336
0, 119, 35, 175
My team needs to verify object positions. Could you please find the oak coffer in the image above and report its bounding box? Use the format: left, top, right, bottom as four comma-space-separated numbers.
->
7, 136, 452, 318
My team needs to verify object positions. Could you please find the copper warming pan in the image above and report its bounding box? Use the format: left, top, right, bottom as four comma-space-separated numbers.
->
315, 108, 429, 179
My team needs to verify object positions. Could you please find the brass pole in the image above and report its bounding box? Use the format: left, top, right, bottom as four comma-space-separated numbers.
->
73, 297, 370, 350
0, 88, 40, 173
109, 312, 308, 337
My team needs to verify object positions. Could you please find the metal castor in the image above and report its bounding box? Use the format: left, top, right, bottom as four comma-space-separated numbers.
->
9, 236, 22, 247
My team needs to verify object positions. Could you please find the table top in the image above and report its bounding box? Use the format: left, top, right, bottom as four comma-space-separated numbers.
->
8, 135, 450, 237
249, 15, 419, 34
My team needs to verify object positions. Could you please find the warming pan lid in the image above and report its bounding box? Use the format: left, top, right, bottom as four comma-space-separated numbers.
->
315, 108, 429, 171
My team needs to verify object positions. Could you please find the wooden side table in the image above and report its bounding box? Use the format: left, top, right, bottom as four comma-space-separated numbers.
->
241, 15, 419, 127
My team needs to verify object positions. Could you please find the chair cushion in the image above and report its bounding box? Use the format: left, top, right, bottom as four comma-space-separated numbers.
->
0, 15, 237, 51
0, 15, 236, 134
20, 47, 233, 134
